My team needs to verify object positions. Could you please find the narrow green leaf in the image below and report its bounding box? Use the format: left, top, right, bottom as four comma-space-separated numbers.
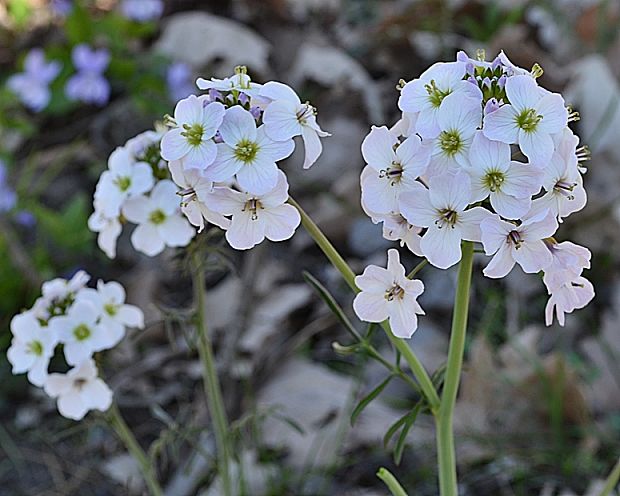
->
377, 467, 409, 496
351, 375, 393, 426
394, 403, 421, 465
303, 271, 362, 341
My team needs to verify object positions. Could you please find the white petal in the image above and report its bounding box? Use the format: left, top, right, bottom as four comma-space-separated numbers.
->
122, 196, 151, 224
361, 170, 398, 214
184, 140, 217, 170
361, 126, 397, 171
262, 100, 302, 141
490, 191, 531, 220
388, 301, 418, 339
226, 212, 265, 250
82, 378, 113, 412
536, 93, 568, 134
219, 106, 257, 146
519, 130, 554, 166
205, 144, 243, 182
483, 244, 516, 278
428, 171, 471, 212
301, 125, 324, 169
353, 292, 389, 323
505, 75, 540, 111
259, 81, 301, 104
459, 206, 493, 242
160, 128, 190, 161
159, 216, 195, 247
399, 183, 436, 228
208, 187, 245, 215
514, 241, 553, 273
129, 163, 155, 196
131, 223, 166, 256
468, 131, 511, 172
420, 225, 463, 269
236, 155, 279, 195
57, 391, 89, 420
117, 304, 145, 329
44, 373, 72, 398
482, 104, 519, 144
257, 126, 295, 161
480, 216, 512, 255
355, 265, 392, 293
174, 95, 203, 125
262, 204, 301, 242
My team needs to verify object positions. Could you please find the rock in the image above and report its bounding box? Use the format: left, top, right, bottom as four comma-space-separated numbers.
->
155, 12, 270, 74
102, 454, 144, 495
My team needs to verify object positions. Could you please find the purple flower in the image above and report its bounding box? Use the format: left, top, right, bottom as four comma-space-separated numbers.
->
51, 0, 73, 16
0, 161, 17, 213
15, 210, 36, 227
7, 49, 61, 112
120, 0, 163, 22
65, 45, 111, 106
166, 62, 194, 102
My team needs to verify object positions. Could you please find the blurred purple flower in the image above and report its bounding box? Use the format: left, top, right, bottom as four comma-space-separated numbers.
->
65, 45, 111, 106
166, 62, 194, 102
51, 0, 73, 16
6, 49, 61, 112
0, 161, 17, 213
120, 0, 163, 22
15, 210, 36, 227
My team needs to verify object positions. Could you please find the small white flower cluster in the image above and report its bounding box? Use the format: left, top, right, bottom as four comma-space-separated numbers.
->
7, 271, 144, 420
356, 50, 593, 333
89, 130, 196, 257
160, 66, 329, 250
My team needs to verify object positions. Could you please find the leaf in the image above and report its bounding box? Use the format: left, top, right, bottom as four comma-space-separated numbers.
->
303, 271, 362, 341
394, 403, 421, 465
383, 402, 422, 455
351, 375, 393, 426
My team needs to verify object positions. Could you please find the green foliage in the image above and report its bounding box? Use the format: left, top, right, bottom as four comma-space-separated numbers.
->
461, 4, 524, 43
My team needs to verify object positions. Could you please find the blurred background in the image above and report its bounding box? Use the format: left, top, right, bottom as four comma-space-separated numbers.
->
0, 0, 619, 495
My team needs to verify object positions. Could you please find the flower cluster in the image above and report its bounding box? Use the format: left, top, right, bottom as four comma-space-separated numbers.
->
89, 129, 195, 257
158, 66, 328, 250
8, 272, 144, 420
356, 51, 593, 332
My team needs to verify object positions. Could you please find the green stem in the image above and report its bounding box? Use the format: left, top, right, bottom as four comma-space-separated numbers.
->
289, 197, 440, 412
436, 241, 474, 496
191, 253, 233, 496
106, 403, 163, 496
377, 467, 409, 496
598, 457, 620, 496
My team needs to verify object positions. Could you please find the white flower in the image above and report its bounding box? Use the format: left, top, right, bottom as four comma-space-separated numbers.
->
429, 93, 482, 176
467, 131, 543, 219
50, 300, 119, 365
399, 171, 492, 269
44, 359, 112, 420
398, 61, 482, 138
94, 147, 154, 218
353, 249, 425, 338
87, 210, 122, 259
482, 75, 568, 166
542, 240, 591, 292
122, 180, 195, 256
379, 212, 423, 257
208, 170, 301, 250
480, 210, 558, 279
77, 280, 144, 345
168, 160, 230, 233
160, 96, 225, 170
7, 312, 58, 387
32, 271, 90, 320
360, 126, 431, 214
530, 129, 586, 221
205, 106, 294, 194
545, 277, 594, 327
260, 81, 330, 169
196, 69, 263, 97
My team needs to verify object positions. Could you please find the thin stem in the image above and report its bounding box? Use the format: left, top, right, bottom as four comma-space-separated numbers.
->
407, 259, 428, 279
598, 457, 620, 496
436, 241, 474, 496
106, 403, 163, 496
191, 252, 233, 496
289, 196, 440, 412
377, 467, 409, 496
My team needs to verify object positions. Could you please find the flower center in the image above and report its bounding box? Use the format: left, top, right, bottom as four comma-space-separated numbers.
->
553, 179, 576, 199
439, 130, 462, 157
234, 139, 259, 164
425, 80, 451, 108
182, 123, 205, 147
385, 284, 405, 301
436, 208, 458, 228
296, 104, 315, 124
104, 303, 118, 316
483, 170, 505, 192
149, 209, 167, 225
243, 198, 263, 220
73, 378, 87, 390
508, 230, 523, 249
379, 161, 403, 185
27, 340, 44, 356
115, 176, 132, 192
515, 108, 542, 133
73, 324, 91, 341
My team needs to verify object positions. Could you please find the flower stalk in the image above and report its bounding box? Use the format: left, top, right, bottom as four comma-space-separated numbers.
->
377, 467, 409, 496
598, 457, 620, 496
106, 403, 163, 496
289, 196, 440, 412
191, 251, 233, 496
436, 241, 474, 496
